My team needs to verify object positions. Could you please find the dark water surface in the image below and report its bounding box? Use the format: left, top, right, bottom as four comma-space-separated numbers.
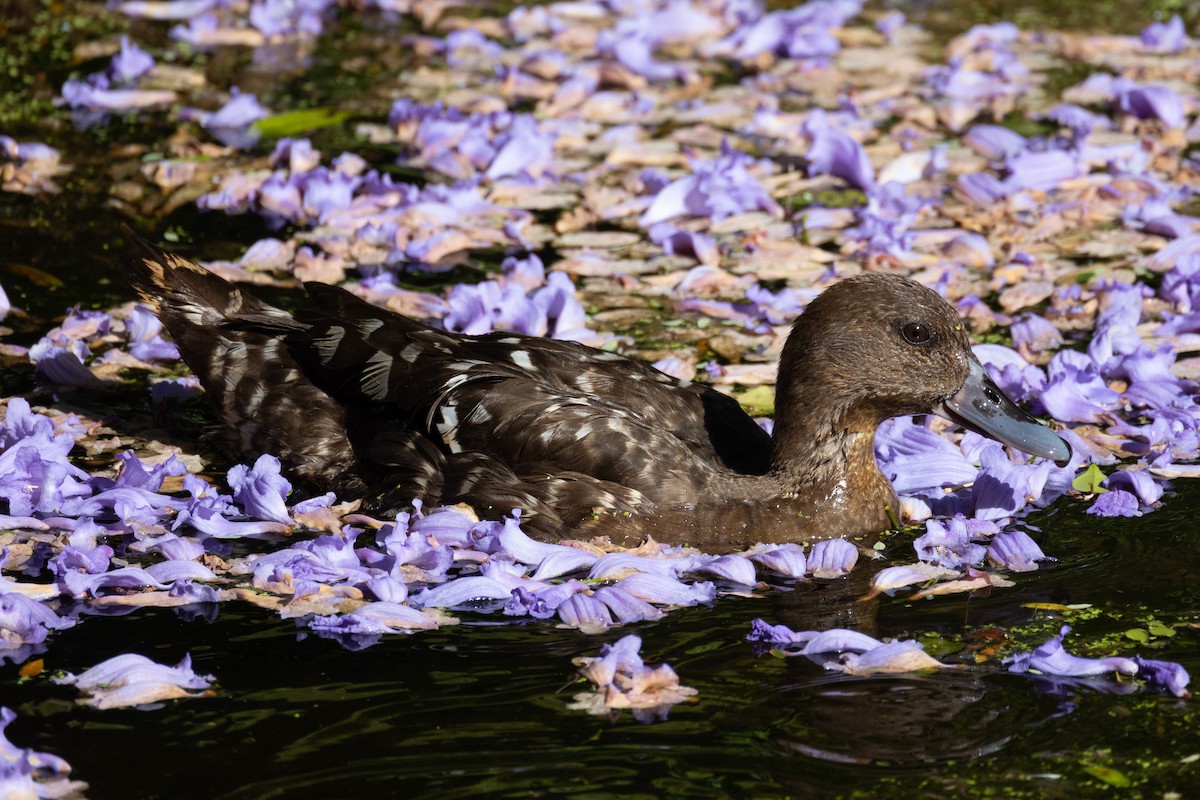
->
2, 0, 1200, 797
5, 481, 1199, 799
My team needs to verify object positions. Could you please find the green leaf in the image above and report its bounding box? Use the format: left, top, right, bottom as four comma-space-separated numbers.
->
1082, 764, 1131, 787
252, 107, 348, 139
1124, 628, 1149, 643
1147, 622, 1176, 637
734, 385, 775, 416
1072, 463, 1108, 494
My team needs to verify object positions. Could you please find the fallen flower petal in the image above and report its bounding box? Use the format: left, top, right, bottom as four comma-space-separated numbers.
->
1133, 655, 1191, 698
986, 530, 1051, 572
0, 706, 87, 797
807, 538, 858, 578
55, 653, 213, 709
569, 634, 697, 721
1006, 625, 1138, 678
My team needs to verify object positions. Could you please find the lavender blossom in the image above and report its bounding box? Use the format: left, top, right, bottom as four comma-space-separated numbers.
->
55, 652, 214, 709
613, 573, 715, 607
1112, 79, 1187, 129
804, 112, 875, 191
1140, 16, 1187, 52
250, 0, 334, 38
308, 602, 446, 640
963, 124, 1025, 161
569, 634, 697, 721
1103, 469, 1163, 505
1086, 489, 1141, 517
1133, 655, 1191, 697
0, 591, 75, 646
189, 89, 268, 148
748, 622, 944, 674
227, 454, 293, 525
807, 538, 858, 578
648, 223, 720, 265
639, 145, 782, 227
913, 517, 986, 569
745, 544, 807, 578
1004, 150, 1085, 193
556, 592, 615, 632
690, 553, 757, 585
0, 707, 86, 797
126, 305, 180, 361
746, 618, 809, 646
875, 417, 978, 493
985, 530, 1050, 572
970, 444, 1053, 521
1006, 625, 1138, 679
591, 585, 665, 625
29, 339, 97, 387
110, 36, 155, 83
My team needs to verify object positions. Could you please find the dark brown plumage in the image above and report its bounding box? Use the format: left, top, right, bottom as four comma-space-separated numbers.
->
123, 230, 1068, 549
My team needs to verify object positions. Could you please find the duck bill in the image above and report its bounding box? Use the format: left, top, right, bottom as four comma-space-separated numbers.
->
934, 357, 1072, 467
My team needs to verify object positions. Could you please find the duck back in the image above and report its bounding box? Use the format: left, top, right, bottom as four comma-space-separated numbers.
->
123, 232, 776, 537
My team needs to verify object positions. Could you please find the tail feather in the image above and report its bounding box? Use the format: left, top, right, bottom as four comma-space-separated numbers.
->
120, 227, 365, 494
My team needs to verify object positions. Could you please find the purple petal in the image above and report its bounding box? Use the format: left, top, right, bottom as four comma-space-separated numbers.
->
227, 454, 292, 524
1006, 625, 1138, 677
613, 572, 715, 606
868, 562, 958, 595
1133, 656, 1191, 697
963, 124, 1026, 160
110, 36, 155, 83
956, 172, 1010, 204
410, 508, 477, 547
913, 517, 986, 569
173, 503, 290, 539
55, 652, 213, 709
691, 554, 757, 585
309, 601, 444, 636
746, 545, 806, 578
29, 339, 97, 387
1004, 150, 1084, 193
839, 639, 943, 674
0, 707, 82, 794
800, 628, 886, 655
746, 618, 807, 646
807, 538, 858, 578
588, 553, 698, 581
591, 586, 664, 625
144, 559, 217, 583
1113, 79, 1186, 129
1140, 16, 1187, 52
505, 582, 587, 619
986, 530, 1051, 572
556, 592, 614, 631
1102, 470, 1163, 505
410, 576, 514, 609
1086, 489, 1141, 518
806, 125, 874, 191
0, 592, 75, 644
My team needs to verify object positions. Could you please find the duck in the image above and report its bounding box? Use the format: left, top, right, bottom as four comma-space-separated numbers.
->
122, 229, 1070, 549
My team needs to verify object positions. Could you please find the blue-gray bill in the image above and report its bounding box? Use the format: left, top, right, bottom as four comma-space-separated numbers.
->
934, 357, 1072, 467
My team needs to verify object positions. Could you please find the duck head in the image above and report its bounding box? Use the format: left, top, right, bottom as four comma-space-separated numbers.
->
771, 272, 1070, 478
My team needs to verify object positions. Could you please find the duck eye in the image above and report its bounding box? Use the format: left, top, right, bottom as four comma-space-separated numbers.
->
901, 322, 932, 345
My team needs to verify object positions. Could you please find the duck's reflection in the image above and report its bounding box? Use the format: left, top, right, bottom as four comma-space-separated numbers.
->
754, 570, 1058, 771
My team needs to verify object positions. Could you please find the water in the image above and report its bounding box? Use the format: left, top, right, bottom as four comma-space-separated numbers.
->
5, 483, 1197, 798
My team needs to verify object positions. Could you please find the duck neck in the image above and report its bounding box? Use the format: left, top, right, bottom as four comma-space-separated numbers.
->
768, 346, 895, 505
771, 399, 876, 488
